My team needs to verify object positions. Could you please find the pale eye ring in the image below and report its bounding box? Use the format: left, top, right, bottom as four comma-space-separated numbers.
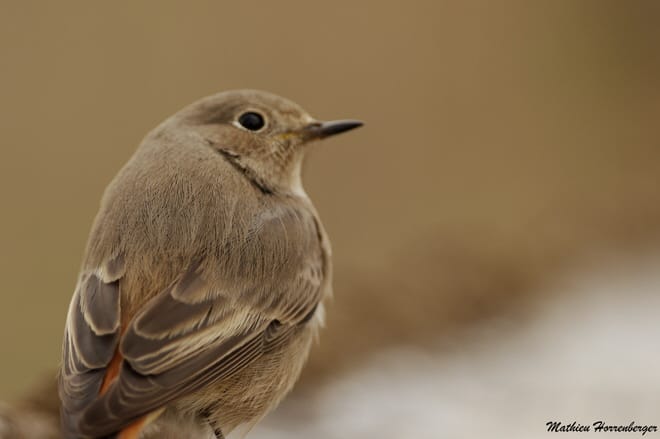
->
237, 111, 266, 131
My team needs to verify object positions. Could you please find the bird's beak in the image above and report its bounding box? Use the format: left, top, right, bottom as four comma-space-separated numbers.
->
302, 119, 363, 140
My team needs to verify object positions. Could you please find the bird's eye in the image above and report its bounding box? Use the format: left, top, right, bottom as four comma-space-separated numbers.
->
237, 112, 265, 131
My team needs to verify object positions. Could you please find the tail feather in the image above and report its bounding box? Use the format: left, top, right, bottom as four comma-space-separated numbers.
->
116, 416, 148, 439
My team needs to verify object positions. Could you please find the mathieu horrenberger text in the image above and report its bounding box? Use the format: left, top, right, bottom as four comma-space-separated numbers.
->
546, 421, 658, 435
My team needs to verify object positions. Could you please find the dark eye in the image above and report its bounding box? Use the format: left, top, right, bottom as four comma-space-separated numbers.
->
237, 112, 265, 131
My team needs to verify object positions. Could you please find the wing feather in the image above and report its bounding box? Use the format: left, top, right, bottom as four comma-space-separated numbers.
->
59, 264, 123, 438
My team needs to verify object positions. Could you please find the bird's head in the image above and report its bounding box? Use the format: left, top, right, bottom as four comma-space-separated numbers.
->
166, 89, 362, 195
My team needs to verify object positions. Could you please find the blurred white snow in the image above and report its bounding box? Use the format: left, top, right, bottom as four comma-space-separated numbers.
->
251, 252, 660, 439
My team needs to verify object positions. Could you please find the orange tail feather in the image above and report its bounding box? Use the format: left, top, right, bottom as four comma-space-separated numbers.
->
117, 416, 148, 439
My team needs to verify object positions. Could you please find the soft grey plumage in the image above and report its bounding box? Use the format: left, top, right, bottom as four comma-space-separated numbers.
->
58, 90, 362, 439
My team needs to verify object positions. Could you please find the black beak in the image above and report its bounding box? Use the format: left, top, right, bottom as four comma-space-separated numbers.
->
304, 119, 363, 140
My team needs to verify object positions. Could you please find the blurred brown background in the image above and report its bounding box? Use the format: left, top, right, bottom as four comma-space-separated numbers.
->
1, 1, 660, 435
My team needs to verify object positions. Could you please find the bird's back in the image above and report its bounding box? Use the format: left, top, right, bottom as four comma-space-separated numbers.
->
60, 131, 330, 438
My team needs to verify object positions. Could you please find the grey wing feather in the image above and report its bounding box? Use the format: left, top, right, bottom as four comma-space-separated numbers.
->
64, 257, 322, 438
75, 263, 318, 437
59, 264, 123, 438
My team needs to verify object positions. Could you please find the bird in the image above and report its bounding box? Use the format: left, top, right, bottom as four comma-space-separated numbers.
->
57, 89, 362, 439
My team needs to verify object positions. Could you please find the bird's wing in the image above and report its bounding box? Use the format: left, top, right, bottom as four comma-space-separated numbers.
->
59, 216, 325, 438
59, 256, 124, 436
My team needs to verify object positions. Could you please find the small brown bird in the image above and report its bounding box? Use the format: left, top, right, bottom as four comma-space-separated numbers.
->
58, 90, 362, 439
